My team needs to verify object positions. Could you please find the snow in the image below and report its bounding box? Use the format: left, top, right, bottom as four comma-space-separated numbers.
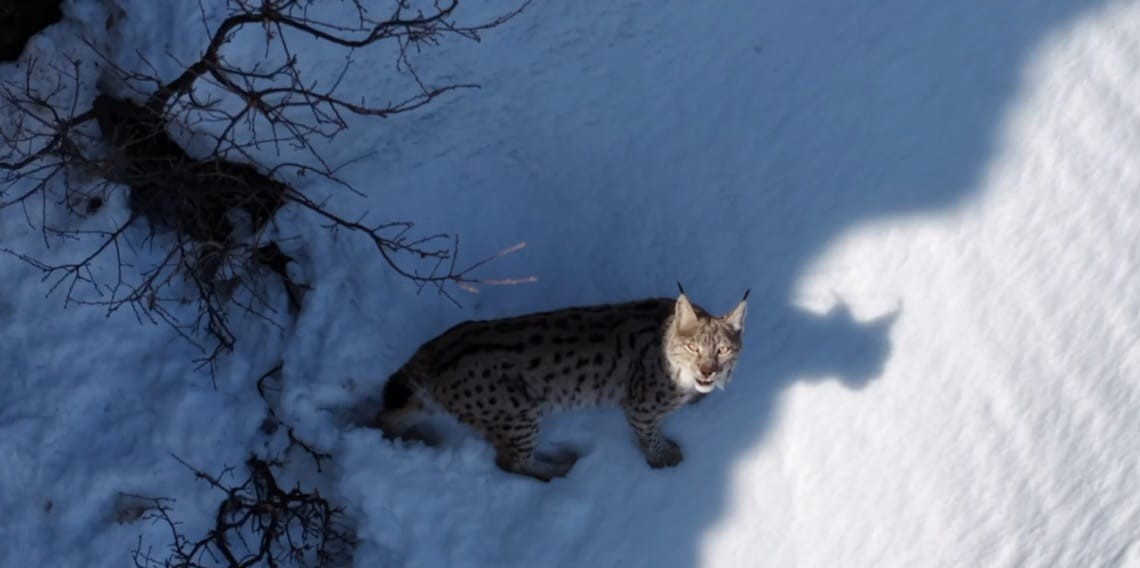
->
2, 0, 1139, 567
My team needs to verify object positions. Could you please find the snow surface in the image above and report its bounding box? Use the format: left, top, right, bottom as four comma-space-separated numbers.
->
2, 0, 1140, 567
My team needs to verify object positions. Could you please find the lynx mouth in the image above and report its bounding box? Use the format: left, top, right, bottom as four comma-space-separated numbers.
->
693, 378, 717, 394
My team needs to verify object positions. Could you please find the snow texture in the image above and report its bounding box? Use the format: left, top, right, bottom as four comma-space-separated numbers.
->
2, 0, 1139, 567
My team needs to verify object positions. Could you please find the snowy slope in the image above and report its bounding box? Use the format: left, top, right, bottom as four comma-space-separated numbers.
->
3, 0, 1140, 567
782, 18, 1140, 563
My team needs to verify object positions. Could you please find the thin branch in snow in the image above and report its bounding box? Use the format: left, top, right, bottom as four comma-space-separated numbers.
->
0, 0, 533, 373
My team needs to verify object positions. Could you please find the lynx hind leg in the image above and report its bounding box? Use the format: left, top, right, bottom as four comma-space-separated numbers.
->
377, 373, 440, 445
486, 420, 577, 482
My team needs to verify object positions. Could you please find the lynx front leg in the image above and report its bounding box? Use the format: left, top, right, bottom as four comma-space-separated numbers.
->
623, 406, 683, 469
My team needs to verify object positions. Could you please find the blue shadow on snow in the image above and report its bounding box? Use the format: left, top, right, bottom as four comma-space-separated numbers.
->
371, 0, 1112, 565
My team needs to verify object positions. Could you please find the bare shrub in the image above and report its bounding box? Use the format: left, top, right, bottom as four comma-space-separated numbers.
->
128, 456, 354, 568
0, 0, 533, 371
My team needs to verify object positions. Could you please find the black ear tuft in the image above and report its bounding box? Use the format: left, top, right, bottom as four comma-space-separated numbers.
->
742, 289, 751, 302
677, 281, 686, 295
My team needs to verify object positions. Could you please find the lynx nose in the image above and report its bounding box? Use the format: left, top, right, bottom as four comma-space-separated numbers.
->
699, 364, 717, 378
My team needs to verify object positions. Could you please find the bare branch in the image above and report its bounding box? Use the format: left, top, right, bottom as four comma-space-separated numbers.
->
0, 0, 532, 372
131, 455, 354, 568
284, 188, 535, 304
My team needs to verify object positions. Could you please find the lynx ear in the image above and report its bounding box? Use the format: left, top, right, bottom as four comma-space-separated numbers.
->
723, 294, 748, 332
674, 293, 699, 332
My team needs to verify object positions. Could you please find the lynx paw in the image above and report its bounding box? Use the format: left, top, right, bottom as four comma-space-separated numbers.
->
536, 445, 580, 468
537, 455, 578, 480
498, 447, 580, 482
647, 439, 683, 469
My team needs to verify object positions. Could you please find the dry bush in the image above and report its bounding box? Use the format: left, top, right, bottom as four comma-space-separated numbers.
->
127, 456, 354, 568
0, 0, 533, 372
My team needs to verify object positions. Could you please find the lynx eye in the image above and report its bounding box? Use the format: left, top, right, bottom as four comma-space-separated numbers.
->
717, 345, 733, 355
685, 342, 699, 353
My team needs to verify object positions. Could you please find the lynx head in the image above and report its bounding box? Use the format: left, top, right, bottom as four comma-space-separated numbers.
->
665, 291, 748, 394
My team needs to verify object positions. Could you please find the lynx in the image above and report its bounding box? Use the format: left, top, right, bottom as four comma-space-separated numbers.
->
378, 290, 748, 481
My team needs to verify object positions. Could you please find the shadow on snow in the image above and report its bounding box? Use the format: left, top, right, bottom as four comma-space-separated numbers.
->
361, 0, 1112, 565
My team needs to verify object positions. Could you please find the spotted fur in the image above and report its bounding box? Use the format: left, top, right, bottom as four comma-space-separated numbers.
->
378, 292, 748, 481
